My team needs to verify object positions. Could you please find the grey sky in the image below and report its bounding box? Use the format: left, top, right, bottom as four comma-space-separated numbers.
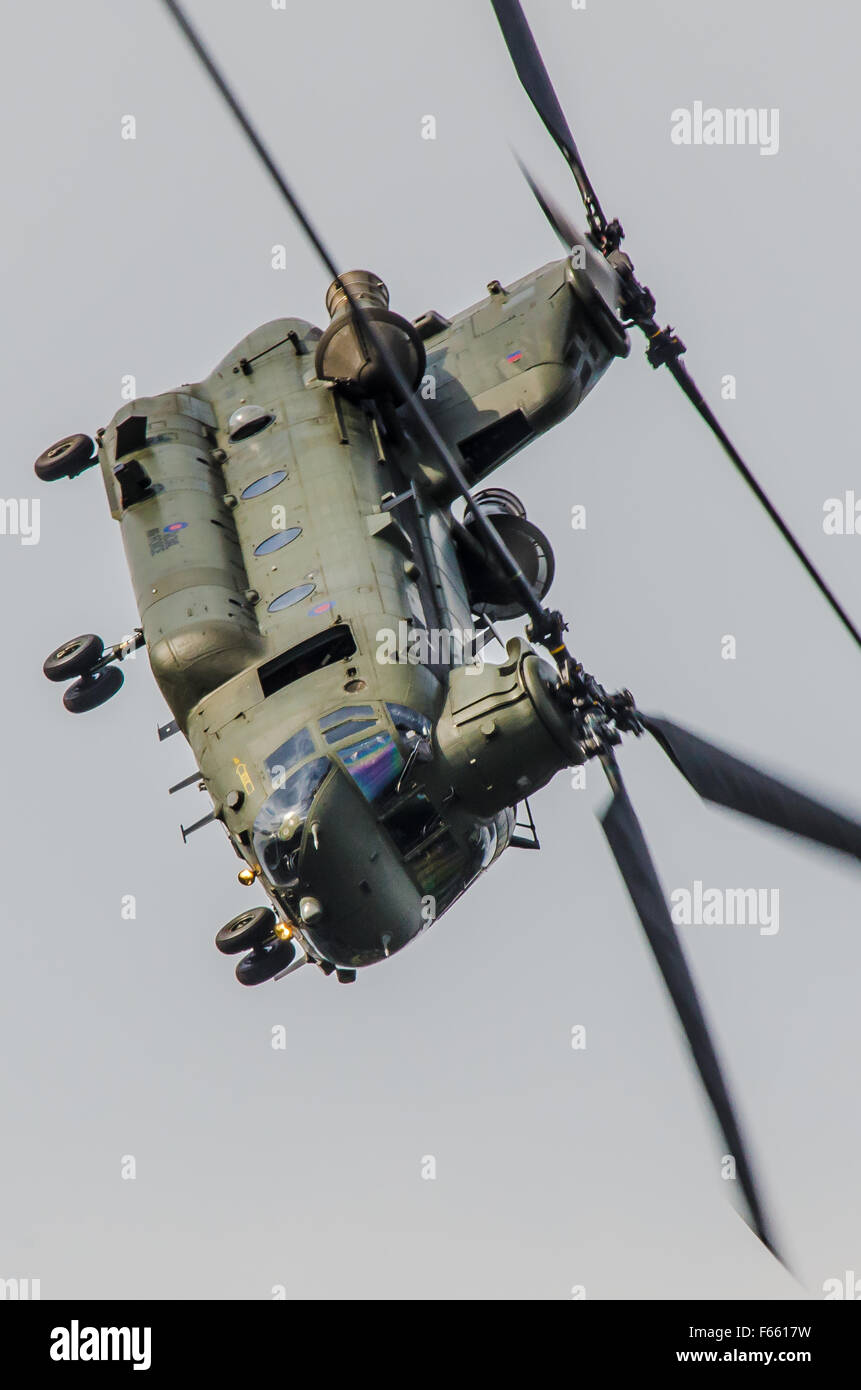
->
2, 0, 860, 1299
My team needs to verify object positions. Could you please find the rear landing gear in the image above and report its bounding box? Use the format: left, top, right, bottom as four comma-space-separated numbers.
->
44, 634, 104, 683
43, 629, 144, 714
34, 434, 97, 482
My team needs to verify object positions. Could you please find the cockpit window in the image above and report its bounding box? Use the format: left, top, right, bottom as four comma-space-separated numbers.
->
379, 791, 483, 916
320, 705, 378, 745
380, 793, 439, 857
406, 830, 476, 915
265, 727, 315, 790
323, 719, 376, 744
252, 756, 331, 886
340, 731, 403, 802
320, 705, 375, 731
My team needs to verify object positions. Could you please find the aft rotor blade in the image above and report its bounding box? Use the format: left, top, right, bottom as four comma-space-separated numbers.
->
642, 716, 861, 863
490, 0, 608, 240
158, 0, 561, 651
601, 780, 781, 1258
516, 157, 621, 309
491, 3, 861, 654
658, 355, 861, 653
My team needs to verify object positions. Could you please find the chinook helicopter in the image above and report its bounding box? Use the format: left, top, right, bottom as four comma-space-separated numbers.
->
34, 1, 861, 1258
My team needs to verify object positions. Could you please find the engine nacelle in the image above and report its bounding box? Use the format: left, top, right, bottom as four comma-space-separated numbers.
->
315, 270, 426, 402
456, 488, 555, 622
424, 638, 583, 819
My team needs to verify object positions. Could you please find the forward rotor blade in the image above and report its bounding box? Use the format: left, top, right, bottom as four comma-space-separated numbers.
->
642, 716, 861, 863
516, 157, 621, 309
491, 0, 608, 240
601, 780, 781, 1258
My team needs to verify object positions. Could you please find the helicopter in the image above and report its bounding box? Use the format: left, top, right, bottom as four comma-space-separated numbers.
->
33, 0, 861, 1261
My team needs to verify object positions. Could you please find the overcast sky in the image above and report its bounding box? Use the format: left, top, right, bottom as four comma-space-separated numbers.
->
3, 0, 860, 1300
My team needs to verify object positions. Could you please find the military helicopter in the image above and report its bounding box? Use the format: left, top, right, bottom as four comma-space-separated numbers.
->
34, 0, 861, 1259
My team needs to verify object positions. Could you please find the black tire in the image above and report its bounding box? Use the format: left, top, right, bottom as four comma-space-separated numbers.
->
215, 907, 276, 956
235, 938, 297, 986
43, 634, 104, 682
34, 434, 96, 482
336, 968, 357, 984
62, 666, 124, 713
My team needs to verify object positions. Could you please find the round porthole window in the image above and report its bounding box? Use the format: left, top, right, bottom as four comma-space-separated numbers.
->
268, 582, 316, 613
254, 526, 301, 556
228, 405, 275, 441
241, 469, 287, 500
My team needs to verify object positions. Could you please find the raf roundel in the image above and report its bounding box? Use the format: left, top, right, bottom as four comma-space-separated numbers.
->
163, 521, 188, 533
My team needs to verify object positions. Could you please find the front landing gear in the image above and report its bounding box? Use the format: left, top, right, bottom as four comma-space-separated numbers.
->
43, 629, 144, 714
235, 938, 298, 986
63, 667, 124, 713
215, 908, 302, 986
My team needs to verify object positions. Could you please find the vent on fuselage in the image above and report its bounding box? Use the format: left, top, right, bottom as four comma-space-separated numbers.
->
258, 624, 357, 699
457, 410, 534, 484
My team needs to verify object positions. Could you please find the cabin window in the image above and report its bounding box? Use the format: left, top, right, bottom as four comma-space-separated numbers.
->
228, 405, 275, 441
254, 526, 301, 555
268, 582, 316, 612
241, 469, 287, 499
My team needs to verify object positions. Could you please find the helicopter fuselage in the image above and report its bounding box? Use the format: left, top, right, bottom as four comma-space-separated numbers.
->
94, 254, 623, 975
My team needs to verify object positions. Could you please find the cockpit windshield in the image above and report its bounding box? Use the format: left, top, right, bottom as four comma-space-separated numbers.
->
265, 727, 315, 790
252, 756, 331, 885
340, 731, 403, 803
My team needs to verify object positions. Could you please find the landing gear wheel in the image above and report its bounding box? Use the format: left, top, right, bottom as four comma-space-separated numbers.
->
215, 907, 277, 956
336, 968, 357, 984
235, 938, 297, 986
62, 665, 124, 713
43, 634, 104, 683
34, 434, 96, 482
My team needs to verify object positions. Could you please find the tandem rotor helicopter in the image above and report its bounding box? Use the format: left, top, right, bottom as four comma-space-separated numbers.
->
34, 1, 861, 1256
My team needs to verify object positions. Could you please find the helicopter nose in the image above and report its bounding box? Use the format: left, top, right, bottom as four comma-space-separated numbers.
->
296, 767, 425, 969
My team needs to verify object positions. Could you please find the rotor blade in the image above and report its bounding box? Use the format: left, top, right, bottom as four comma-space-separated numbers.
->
516, 157, 621, 309
158, 0, 563, 654
601, 779, 781, 1259
642, 715, 861, 863
661, 354, 861, 653
491, 0, 608, 240
492, 3, 860, 654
